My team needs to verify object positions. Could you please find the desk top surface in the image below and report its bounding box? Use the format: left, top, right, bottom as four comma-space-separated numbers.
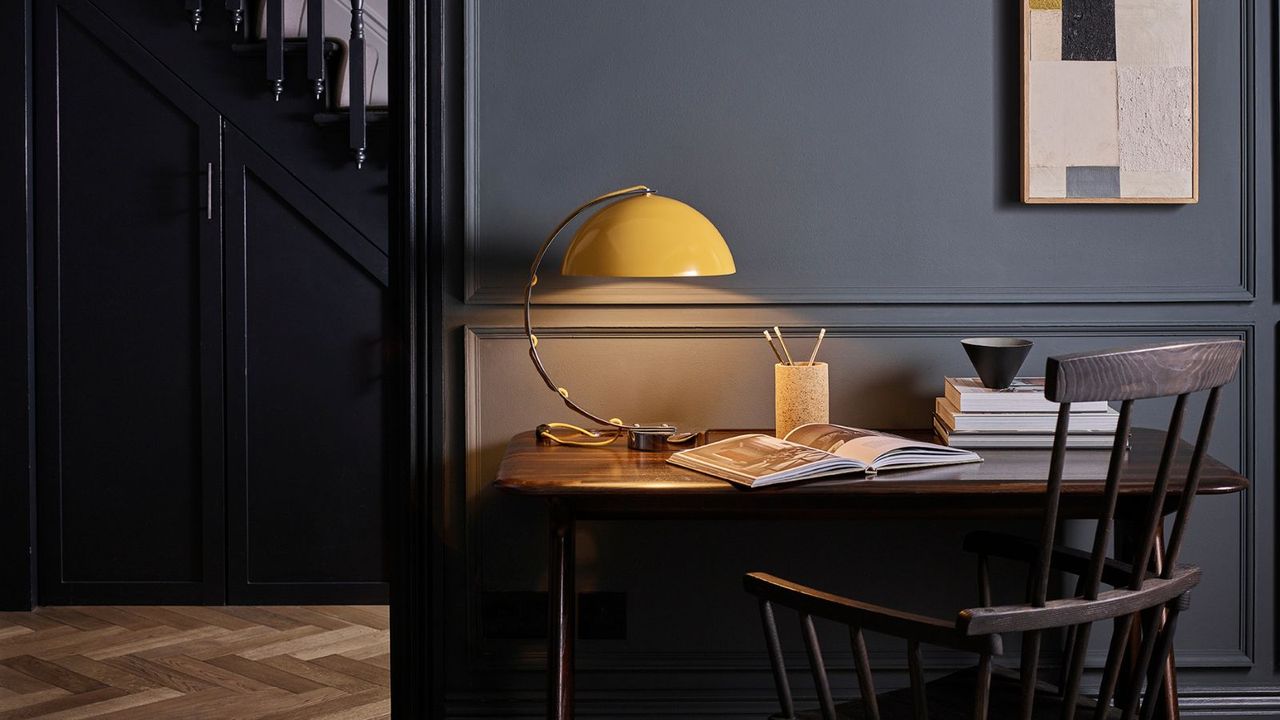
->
495, 429, 1248, 501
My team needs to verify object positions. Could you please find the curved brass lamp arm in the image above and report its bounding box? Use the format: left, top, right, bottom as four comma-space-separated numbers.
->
524, 186, 654, 433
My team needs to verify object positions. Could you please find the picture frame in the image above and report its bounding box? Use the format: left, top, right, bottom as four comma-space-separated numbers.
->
1021, 0, 1199, 204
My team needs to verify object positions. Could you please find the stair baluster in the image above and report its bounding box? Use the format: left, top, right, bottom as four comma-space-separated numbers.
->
307, 0, 325, 100
267, 0, 284, 100
349, 0, 367, 168
185, 0, 202, 30
225, 0, 244, 33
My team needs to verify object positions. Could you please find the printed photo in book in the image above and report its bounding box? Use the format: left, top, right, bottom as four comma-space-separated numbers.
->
667, 424, 982, 489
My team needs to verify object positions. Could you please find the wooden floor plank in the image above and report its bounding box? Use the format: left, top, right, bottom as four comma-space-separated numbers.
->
160, 606, 258, 631
255, 688, 389, 720
0, 606, 389, 719
0, 627, 34, 642
49, 655, 162, 693
204, 655, 331, 695
0, 655, 108, 693
119, 607, 213, 631
217, 608, 310, 631
85, 687, 237, 720
0, 687, 70, 713
35, 609, 114, 632
1, 611, 71, 632
34, 687, 183, 720
337, 633, 394, 661
1, 687, 128, 720
303, 607, 389, 631
257, 655, 381, 694
146, 654, 273, 693
239, 625, 375, 661
308, 655, 390, 688
0, 626, 80, 659
85, 626, 229, 660
0, 662, 60, 694
0, 627, 130, 661
72, 608, 162, 631
264, 607, 352, 631
100, 655, 213, 693
187, 625, 321, 661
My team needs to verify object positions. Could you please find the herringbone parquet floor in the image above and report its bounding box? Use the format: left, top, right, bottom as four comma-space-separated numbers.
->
0, 606, 389, 719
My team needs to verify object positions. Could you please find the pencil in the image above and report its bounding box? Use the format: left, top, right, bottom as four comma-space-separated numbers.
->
772, 326, 795, 365
762, 330, 785, 364
806, 328, 826, 365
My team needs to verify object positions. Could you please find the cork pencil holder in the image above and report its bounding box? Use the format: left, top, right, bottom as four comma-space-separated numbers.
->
775, 362, 829, 438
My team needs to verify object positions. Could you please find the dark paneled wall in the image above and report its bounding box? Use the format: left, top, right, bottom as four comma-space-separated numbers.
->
0, 0, 35, 610
441, 0, 1275, 715
0, 0, 391, 608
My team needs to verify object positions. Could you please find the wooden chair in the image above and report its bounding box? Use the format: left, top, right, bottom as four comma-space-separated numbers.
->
744, 339, 1244, 720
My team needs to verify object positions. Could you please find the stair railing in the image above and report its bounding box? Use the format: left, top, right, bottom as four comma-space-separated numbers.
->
349, 0, 367, 168
185, 0, 369, 169
308, 0, 326, 100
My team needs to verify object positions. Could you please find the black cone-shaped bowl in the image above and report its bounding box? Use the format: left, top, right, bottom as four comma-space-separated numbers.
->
962, 337, 1033, 390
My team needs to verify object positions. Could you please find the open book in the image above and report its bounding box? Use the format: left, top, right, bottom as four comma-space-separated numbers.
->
668, 424, 982, 489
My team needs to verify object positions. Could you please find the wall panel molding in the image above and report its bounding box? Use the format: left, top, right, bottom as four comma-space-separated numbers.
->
461, 0, 1255, 306
462, 322, 1254, 674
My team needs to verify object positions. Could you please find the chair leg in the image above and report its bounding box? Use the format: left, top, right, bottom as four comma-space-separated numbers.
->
1094, 613, 1135, 720
1139, 603, 1182, 720
974, 653, 993, 720
1059, 624, 1092, 720
759, 600, 795, 720
849, 627, 880, 720
1018, 630, 1042, 720
1120, 608, 1164, 720
907, 640, 927, 720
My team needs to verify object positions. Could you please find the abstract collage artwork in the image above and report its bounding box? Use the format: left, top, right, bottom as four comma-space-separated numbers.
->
1023, 0, 1198, 203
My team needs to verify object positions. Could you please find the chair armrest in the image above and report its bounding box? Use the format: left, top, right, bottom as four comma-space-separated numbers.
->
963, 530, 1149, 587
744, 572, 1002, 655
958, 564, 1200, 635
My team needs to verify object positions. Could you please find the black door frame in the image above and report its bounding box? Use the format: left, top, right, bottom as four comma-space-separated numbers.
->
389, 0, 442, 716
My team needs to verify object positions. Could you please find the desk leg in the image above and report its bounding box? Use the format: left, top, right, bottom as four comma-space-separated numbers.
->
548, 500, 575, 720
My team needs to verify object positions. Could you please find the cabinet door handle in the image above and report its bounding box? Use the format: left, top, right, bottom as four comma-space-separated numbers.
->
206, 162, 213, 221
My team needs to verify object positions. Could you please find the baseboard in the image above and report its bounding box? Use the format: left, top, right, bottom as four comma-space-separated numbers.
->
446, 689, 1280, 719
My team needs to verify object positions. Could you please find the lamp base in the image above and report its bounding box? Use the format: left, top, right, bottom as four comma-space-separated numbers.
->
626, 425, 698, 451
534, 423, 702, 451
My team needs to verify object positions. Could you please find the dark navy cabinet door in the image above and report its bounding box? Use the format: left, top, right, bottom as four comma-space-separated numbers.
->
34, 0, 225, 603
223, 128, 390, 604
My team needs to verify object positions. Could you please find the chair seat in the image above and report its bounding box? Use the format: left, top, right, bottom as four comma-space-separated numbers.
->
788, 665, 1120, 720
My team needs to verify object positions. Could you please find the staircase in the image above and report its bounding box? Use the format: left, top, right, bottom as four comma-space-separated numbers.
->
183, 0, 387, 168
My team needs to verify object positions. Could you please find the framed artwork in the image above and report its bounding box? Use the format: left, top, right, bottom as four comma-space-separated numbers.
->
1022, 0, 1198, 204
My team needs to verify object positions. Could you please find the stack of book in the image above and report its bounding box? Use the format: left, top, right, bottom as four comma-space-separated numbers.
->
934, 377, 1120, 449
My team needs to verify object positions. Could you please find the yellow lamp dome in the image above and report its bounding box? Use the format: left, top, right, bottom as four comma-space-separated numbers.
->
560, 193, 736, 277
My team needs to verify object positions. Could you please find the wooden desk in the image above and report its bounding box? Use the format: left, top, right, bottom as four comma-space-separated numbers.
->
495, 428, 1248, 720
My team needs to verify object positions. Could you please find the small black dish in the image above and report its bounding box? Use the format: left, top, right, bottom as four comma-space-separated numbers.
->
962, 337, 1033, 390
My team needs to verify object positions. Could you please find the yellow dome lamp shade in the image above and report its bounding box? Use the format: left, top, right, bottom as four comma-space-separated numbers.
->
561, 193, 736, 278
524, 185, 736, 450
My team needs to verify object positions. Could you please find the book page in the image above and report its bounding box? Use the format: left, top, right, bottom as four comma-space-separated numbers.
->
783, 424, 919, 465
673, 434, 846, 482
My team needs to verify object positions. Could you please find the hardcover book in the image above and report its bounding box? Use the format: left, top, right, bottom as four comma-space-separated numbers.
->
668, 424, 981, 489
944, 377, 1111, 414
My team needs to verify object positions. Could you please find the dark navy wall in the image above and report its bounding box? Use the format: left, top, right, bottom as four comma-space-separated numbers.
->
438, 1, 1276, 716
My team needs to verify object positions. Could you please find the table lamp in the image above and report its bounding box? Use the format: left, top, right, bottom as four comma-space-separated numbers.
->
525, 185, 736, 450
